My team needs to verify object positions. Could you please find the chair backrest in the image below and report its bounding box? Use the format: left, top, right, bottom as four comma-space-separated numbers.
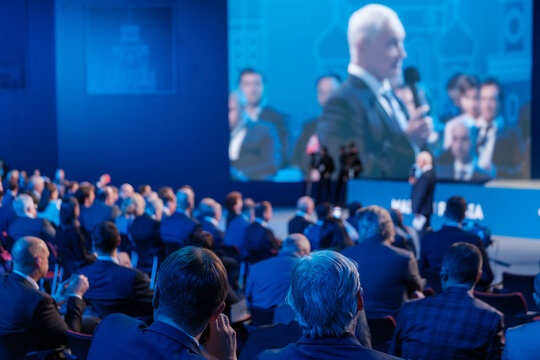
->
503, 272, 539, 311
249, 306, 276, 327
367, 316, 397, 353
66, 330, 93, 360
473, 290, 528, 328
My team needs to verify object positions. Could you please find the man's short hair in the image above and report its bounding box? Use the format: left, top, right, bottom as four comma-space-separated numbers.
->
280, 234, 310, 255
13, 194, 34, 217
238, 68, 263, 84
198, 198, 220, 218
296, 196, 313, 213
145, 193, 163, 217
347, 201, 363, 217
176, 188, 194, 211
224, 191, 242, 213
74, 183, 95, 205
254, 201, 271, 219
157, 246, 228, 331
481, 78, 504, 103
319, 218, 353, 251
92, 221, 121, 254
441, 242, 482, 286
347, 4, 404, 63
356, 205, 395, 243
444, 196, 467, 222
287, 250, 361, 338
242, 198, 255, 217
315, 202, 331, 220
28, 175, 44, 190
455, 75, 479, 95
315, 74, 342, 86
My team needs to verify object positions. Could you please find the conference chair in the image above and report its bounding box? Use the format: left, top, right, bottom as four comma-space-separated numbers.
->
474, 290, 528, 328
367, 316, 397, 353
502, 272, 539, 311
65, 330, 93, 360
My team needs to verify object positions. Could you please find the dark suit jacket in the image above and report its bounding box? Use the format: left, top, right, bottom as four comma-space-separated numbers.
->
317, 75, 415, 179
420, 225, 494, 293
435, 150, 491, 182
199, 218, 225, 249
231, 120, 281, 180
129, 214, 164, 267
160, 212, 200, 249
0, 206, 14, 238
390, 286, 504, 360
287, 215, 314, 235
88, 314, 205, 360
0, 272, 86, 357
77, 259, 154, 318
259, 107, 289, 167
8, 216, 56, 244
303, 223, 323, 251
80, 201, 113, 233
341, 241, 423, 319
291, 118, 317, 174
259, 333, 398, 360
224, 215, 250, 257
411, 168, 436, 218
244, 221, 279, 264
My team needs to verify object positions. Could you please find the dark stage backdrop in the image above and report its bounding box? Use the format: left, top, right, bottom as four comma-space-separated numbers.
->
0, 0, 538, 205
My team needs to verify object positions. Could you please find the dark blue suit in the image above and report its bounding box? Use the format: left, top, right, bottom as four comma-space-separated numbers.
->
224, 215, 250, 256
77, 259, 154, 318
88, 314, 205, 360
8, 216, 56, 244
411, 168, 436, 221
199, 218, 225, 249
80, 201, 113, 233
420, 225, 493, 293
244, 221, 279, 264
160, 212, 200, 251
390, 286, 504, 360
129, 214, 164, 267
287, 214, 313, 235
259, 333, 397, 359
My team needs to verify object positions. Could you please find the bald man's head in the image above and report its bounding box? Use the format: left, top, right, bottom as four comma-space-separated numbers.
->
11, 236, 50, 279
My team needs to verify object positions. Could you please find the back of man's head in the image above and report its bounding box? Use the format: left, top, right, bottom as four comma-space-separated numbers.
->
280, 234, 311, 256
176, 187, 194, 212
254, 201, 271, 220
356, 205, 395, 243
242, 198, 255, 219
74, 183, 95, 206
155, 246, 228, 333
441, 242, 482, 289
315, 202, 331, 221
28, 175, 45, 192
11, 236, 48, 274
287, 250, 361, 338
444, 196, 467, 223
347, 201, 363, 217
92, 221, 121, 255
13, 194, 35, 218
296, 196, 314, 215
224, 191, 243, 214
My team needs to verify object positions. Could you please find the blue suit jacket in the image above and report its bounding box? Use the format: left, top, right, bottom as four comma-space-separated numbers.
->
259, 333, 398, 360
390, 286, 504, 360
88, 314, 205, 360
160, 212, 200, 247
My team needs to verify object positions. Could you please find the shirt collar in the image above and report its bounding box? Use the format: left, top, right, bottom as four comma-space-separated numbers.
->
348, 64, 391, 96
254, 217, 268, 227
295, 211, 311, 220
97, 255, 119, 265
13, 270, 40, 290
204, 216, 219, 227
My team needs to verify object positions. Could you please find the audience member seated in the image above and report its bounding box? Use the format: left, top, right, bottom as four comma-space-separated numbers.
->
37, 182, 61, 227
287, 196, 315, 235
389, 208, 418, 257
319, 217, 354, 251
197, 198, 225, 249
1, 171, 19, 208
303, 202, 331, 251
78, 222, 154, 318
224, 191, 243, 229
245, 234, 310, 324
56, 197, 96, 276
129, 193, 164, 268
0, 189, 15, 246
341, 206, 424, 319
26, 174, 45, 205
8, 194, 56, 245
0, 237, 88, 357
88, 246, 236, 360
117, 183, 134, 206
390, 242, 504, 359
224, 197, 254, 258
160, 187, 201, 253
259, 250, 395, 359
502, 272, 540, 359
75, 183, 99, 235
420, 196, 493, 293
346, 201, 363, 231
157, 186, 176, 218
245, 201, 281, 264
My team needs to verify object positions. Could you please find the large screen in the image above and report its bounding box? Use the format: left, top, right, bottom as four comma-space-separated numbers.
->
227, 0, 531, 183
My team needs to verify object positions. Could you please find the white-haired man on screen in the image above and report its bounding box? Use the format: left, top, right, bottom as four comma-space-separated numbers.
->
317, 4, 430, 179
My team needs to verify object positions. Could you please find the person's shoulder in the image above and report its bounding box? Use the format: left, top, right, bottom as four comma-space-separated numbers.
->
471, 296, 504, 319
506, 320, 540, 339
388, 243, 415, 260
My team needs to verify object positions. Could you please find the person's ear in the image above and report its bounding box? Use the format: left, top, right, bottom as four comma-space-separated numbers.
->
357, 289, 364, 312
208, 301, 226, 323
152, 286, 160, 309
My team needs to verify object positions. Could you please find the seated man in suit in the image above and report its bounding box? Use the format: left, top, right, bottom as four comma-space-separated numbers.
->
317, 4, 430, 179
341, 205, 424, 319
26, 175, 45, 205
229, 90, 281, 180
436, 120, 490, 182
287, 196, 315, 235
197, 197, 225, 249
303, 202, 331, 251
8, 194, 56, 245
245, 234, 310, 323
390, 242, 504, 359
260, 250, 395, 359
244, 201, 281, 264
0, 236, 88, 358
78, 222, 154, 318
88, 246, 236, 360
503, 272, 540, 359
420, 196, 493, 293
224, 197, 254, 258
160, 187, 201, 253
